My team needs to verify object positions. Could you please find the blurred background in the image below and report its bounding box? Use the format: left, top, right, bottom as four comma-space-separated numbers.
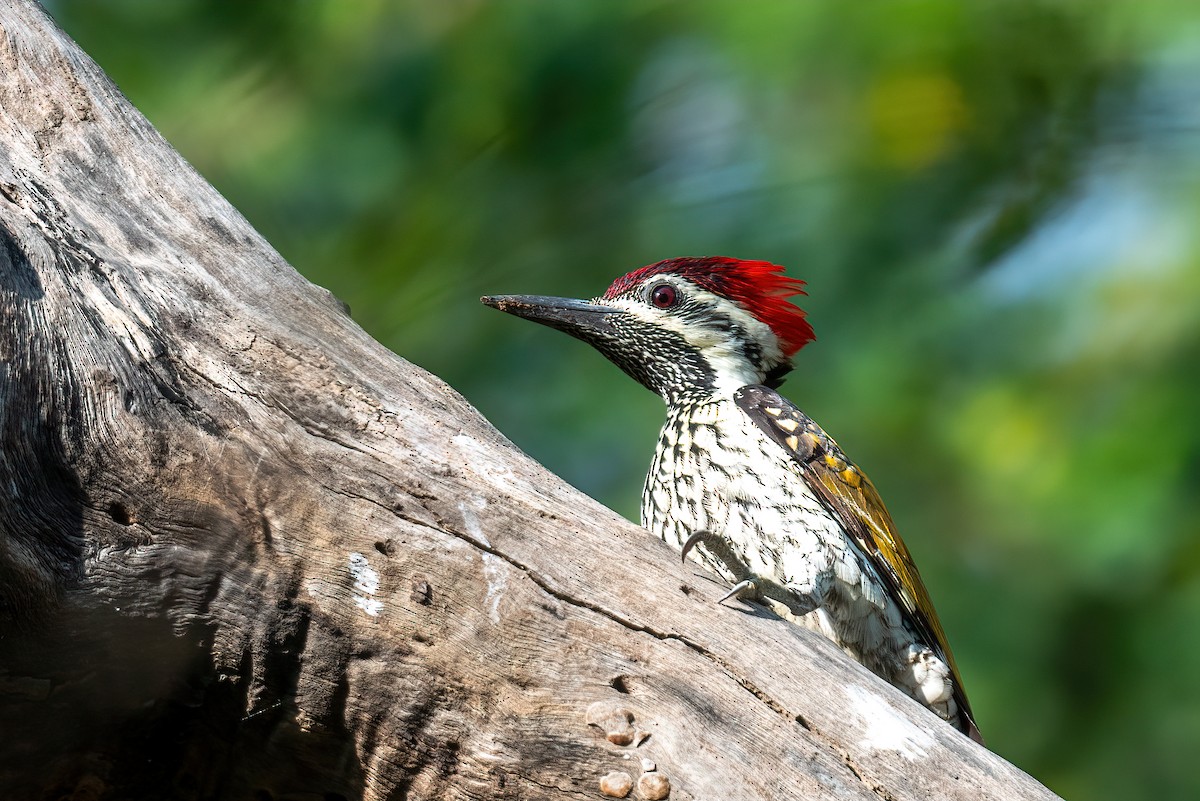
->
42, 1, 1200, 798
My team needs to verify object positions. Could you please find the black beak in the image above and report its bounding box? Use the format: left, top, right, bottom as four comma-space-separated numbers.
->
481, 294, 622, 342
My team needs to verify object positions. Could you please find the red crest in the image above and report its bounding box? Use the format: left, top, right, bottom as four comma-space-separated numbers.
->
604, 257, 815, 357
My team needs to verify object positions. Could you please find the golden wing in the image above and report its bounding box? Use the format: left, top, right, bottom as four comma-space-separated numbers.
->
734, 384, 980, 741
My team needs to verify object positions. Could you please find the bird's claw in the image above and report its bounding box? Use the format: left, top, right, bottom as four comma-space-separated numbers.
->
717, 578, 757, 604
680, 529, 774, 606
681, 528, 821, 617
680, 529, 716, 564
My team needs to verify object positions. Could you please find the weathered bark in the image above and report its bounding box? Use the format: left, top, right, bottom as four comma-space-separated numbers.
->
0, 3, 1059, 800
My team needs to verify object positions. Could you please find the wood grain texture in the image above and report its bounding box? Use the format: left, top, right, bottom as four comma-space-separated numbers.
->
0, 2, 1060, 799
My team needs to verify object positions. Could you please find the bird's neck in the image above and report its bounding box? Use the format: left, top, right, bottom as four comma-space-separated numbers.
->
664, 385, 739, 417
660, 344, 790, 406
661, 357, 765, 408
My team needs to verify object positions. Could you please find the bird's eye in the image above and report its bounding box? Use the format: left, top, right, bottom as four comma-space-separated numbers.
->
649, 283, 678, 309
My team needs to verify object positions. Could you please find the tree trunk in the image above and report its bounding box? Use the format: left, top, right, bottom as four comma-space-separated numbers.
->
0, 3, 1059, 800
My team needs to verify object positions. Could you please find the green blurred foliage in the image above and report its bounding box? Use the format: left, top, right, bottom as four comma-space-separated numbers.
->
44, 1, 1200, 798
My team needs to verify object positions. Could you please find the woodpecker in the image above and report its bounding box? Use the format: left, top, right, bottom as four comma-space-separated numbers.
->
482, 257, 982, 741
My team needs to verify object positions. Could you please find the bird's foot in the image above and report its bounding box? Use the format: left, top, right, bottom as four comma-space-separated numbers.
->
716, 572, 814, 613
680, 530, 813, 614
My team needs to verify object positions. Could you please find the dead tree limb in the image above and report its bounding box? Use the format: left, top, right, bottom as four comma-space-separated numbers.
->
0, 2, 1060, 799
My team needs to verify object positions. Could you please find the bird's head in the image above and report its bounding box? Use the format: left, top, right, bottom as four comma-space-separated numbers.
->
482, 257, 815, 404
